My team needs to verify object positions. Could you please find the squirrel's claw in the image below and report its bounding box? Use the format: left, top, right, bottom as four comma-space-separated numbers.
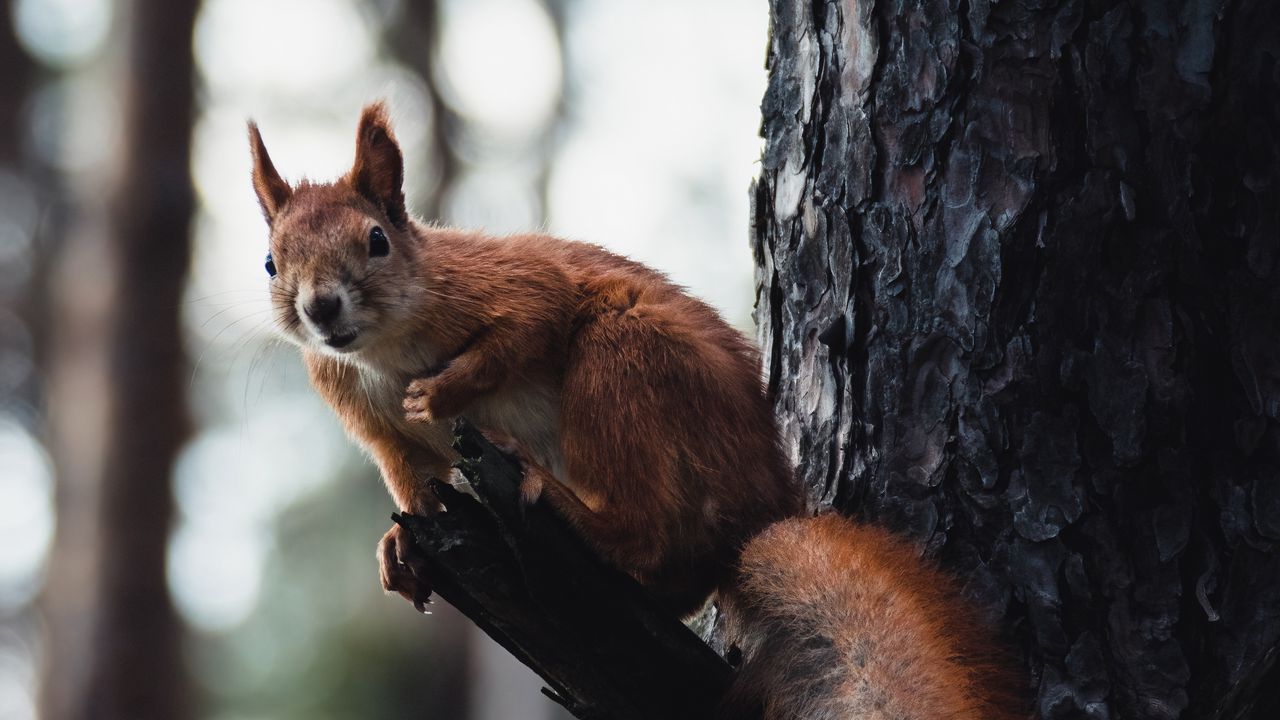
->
378, 523, 433, 612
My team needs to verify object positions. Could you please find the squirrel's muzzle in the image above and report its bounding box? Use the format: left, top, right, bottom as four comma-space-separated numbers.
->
305, 294, 343, 327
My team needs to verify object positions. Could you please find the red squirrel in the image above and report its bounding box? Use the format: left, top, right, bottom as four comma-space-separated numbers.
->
249, 104, 1023, 716
248, 103, 801, 616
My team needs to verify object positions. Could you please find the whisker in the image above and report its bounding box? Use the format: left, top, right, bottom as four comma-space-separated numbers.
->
189, 311, 279, 391
197, 303, 274, 331
182, 288, 269, 305
242, 338, 278, 416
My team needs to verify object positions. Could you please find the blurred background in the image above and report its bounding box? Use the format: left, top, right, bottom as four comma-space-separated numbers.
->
0, 0, 766, 718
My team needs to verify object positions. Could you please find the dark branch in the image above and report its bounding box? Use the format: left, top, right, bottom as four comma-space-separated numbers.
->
395, 420, 732, 720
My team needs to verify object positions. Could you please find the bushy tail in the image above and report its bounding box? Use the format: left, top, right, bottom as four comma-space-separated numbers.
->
718, 514, 1027, 720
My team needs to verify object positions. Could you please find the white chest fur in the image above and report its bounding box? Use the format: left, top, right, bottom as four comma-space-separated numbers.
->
467, 377, 567, 483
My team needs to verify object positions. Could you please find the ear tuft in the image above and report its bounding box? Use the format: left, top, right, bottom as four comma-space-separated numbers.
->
349, 102, 407, 228
247, 121, 293, 225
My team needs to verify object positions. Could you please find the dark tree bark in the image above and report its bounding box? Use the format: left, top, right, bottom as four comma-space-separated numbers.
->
42, 0, 200, 718
752, 0, 1280, 718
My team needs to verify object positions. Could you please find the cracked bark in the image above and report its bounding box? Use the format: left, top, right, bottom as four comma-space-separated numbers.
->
753, 0, 1280, 718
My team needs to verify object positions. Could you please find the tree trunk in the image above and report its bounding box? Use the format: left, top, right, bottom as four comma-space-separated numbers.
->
383, 0, 459, 222
753, 0, 1280, 718
42, 0, 200, 717
0, 0, 31, 170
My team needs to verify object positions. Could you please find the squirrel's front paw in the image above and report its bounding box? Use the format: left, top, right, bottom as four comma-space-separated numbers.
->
403, 378, 442, 423
378, 523, 433, 612
403, 377, 472, 423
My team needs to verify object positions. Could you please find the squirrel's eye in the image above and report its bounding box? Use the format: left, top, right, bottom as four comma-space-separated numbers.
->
369, 226, 390, 258
265, 253, 277, 278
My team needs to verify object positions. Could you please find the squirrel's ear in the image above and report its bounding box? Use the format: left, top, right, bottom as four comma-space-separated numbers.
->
247, 121, 292, 225
349, 102, 407, 228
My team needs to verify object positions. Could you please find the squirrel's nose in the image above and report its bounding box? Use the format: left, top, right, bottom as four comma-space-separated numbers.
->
305, 294, 343, 326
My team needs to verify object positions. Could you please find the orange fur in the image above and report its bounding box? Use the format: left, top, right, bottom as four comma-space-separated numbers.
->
249, 104, 801, 615
720, 514, 1028, 719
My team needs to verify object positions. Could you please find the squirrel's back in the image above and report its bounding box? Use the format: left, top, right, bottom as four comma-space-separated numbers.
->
720, 514, 1027, 720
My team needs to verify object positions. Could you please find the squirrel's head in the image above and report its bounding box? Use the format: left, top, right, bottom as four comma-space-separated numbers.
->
249, 103, 421, 358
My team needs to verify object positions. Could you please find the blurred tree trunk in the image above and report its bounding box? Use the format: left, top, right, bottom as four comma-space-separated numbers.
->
384, 0, 459, 221
0, 0, 30, 169
42, 0, 200, 718
0, 0, 49, 417
753, 0, 1279, 718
